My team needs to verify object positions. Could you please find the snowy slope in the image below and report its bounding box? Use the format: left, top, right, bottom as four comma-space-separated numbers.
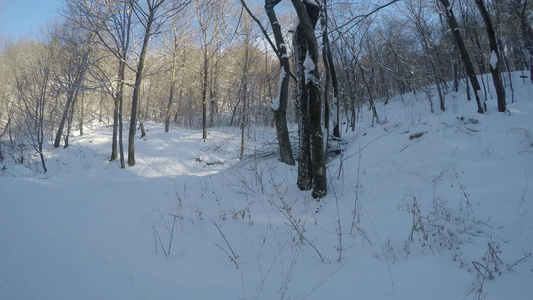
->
1, 74, 532, 299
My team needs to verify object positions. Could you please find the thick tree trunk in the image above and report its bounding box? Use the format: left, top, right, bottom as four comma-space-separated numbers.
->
475, 0, 506, 112
439, 0, 486, 113
291, 0, 327, 199
294, 23, 312, 191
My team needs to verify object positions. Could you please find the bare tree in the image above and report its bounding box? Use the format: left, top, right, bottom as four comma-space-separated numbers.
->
0, 40, 14, 161
65, 0, 135, 168
195, 0, 230, 141
228, 14, 261, 160
511, 0, 533, 84
9, 41, 55, 173
438, 0, 486, 113
127, 0, 190, 166
400, 0, 447, 112
293, 6, 312, 191
52, 20, 95, 148
292, 0, 327, 199
163, 13, 192, 132
240, 0, 295, 166
321, 0, 340, 138
475, 0, 506, 112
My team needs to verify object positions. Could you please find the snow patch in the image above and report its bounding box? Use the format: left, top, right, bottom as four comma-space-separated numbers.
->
271, 97, 280, 111
490, 50, 498, 69
271, 68, 285, 111
303, 51, 316, 84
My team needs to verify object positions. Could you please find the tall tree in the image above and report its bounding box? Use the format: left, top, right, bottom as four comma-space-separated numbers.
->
438, 0, 486, 113
293, 4, 312, 191
195, 0, 230, 140
475, 0, 506, 112
127, 0, 190, 166
9, 41, 55, 173
240, 0, 295, 165
230, 15, 260, 160
163, 14, 191, 132
321, 0, 340, 138
401, 0, 447, 112
66, 0, 134, 168
52, 21, 94, 148
292, 0, 327, 199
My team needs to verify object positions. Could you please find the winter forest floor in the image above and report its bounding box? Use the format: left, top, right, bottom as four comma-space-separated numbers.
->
1, 73, 533, 299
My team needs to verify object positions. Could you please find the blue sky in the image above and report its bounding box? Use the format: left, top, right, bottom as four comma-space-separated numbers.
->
0, 0, 63, 41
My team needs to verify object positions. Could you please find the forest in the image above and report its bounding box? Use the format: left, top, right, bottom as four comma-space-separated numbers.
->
1, 0, 532, 198
1, 1, 533, 299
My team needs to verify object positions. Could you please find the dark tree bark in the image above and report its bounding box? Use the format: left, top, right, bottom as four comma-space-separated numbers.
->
54, 90, 76, 148
209, 58, 219, 128
128, 0, 164, 166
118, 58, 126, 169
239, 0, 294, 165
475, 0, 506, 112
239, 70, 248, 161
78, 93, 84, 136
292, 0, 327, 199
294, 19, 312, 191
111, 90, 119, 161
165, 49, 178, 132
438, 0, 486, 113
201, 46, 209, 140
264, 0, 296, 166
321, 0, 340, 138
64, 92, 76, 148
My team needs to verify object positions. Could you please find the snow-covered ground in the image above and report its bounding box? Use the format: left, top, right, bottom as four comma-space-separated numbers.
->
1, 73, 532, 299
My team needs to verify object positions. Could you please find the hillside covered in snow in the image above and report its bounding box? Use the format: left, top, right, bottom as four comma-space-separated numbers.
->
1, 74, 532, 299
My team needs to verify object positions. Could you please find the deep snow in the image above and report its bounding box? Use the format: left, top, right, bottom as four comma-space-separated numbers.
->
1, 73, 532, 299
